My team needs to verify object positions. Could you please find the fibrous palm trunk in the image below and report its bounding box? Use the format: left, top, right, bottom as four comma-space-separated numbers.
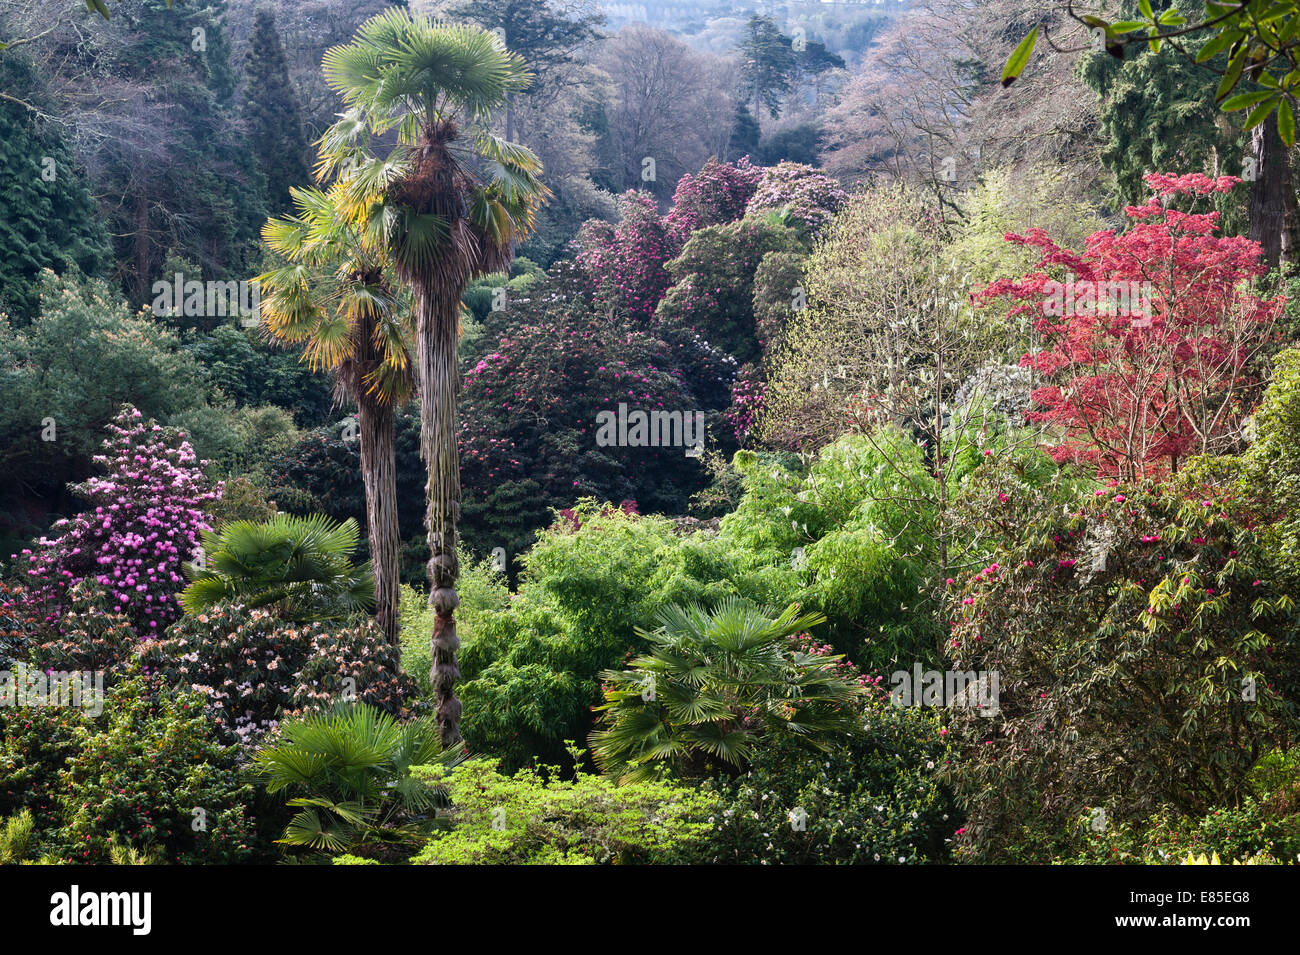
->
357, 394, 401, 648
415, 284, 463, 747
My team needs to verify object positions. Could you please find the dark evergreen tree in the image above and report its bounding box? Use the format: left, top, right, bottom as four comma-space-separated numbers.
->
736, 14, 796, 131
728, 103, 761, 162
242, 6, 310, 217
88, 0, 265, 302
0, 55, 110, 322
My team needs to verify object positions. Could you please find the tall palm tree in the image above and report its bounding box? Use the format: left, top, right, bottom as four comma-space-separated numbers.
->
317, 9, 550, 744
258, 183, 413, 648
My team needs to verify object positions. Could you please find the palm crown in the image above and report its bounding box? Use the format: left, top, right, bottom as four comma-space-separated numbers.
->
590, 598, 864, 783
257, 183, 414, 409
181, 514, 374, 623
316, 9, 551, 279
312, 8, 553, 746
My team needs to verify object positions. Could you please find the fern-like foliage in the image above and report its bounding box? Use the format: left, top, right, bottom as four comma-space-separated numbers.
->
181, 513, 374, 623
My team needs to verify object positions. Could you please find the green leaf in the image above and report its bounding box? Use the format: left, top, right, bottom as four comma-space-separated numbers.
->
1196, 30, 1240, 64
90, 0, 111, 18
1243, 99, 1273, 131
1216, 44, 1249, 103
1112, 21, 1150, 32
1138, 0, 1155, 20
1159, 9, 1187, 25
1222, 90, 1277, 110
1279, 97, 1296, 146
1001, 26, 1038, 87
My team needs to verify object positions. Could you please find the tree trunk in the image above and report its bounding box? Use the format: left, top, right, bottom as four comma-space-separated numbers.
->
357, 394, 401, 650
415, 284, 463, 747
134, 193, 150, 302
1248, 110, 1300, 269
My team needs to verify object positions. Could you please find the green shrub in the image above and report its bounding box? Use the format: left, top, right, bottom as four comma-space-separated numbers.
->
0, 699, 82, 833
0, 809, 35, 864
57, 674, 259, 864
946, 482, 1300, 862
1057, 800, 1300, 865
458, 505, 765, 771
410, 755, 720, 865
701, 693, 957, 864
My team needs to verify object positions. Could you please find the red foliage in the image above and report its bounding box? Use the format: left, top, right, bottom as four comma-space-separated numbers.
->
977, 173, 1284, 480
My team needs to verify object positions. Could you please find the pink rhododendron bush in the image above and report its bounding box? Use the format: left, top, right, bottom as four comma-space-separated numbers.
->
10, 405, 220, 637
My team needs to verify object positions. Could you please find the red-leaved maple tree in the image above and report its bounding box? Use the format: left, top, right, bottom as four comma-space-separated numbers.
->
978, 172, 1284, 481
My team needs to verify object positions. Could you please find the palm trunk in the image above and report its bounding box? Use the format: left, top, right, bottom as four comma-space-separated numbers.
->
415, 284, 463, 747
357, 394, 401, 649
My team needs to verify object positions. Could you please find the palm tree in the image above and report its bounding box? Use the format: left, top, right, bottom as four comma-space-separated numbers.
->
590, 598, 863, 782
316, 9, 550, 745
254, 702, 463, 860
258, 183, 413, 648
181, 514, 374, 623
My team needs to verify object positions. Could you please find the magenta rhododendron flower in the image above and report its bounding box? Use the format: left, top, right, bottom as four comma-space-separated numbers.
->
14, 405, 221, 637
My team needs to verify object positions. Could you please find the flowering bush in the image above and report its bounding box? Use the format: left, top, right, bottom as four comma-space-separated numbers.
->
744, 161, 848, 238
0, 581, 43, 665
56, 674, 259, 864
575, 191, 674, 321
457, 261, 726, 558
944, 479, 1300, 861
724, 364, 767, 444
23, 581, 139, 680
663, 156, 764, 245
12, 405, 220, 637
140, 601, 422, 746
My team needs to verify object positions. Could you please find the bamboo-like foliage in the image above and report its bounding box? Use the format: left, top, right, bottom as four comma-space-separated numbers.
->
314, 8, 551, 745
590, 598, 864, 783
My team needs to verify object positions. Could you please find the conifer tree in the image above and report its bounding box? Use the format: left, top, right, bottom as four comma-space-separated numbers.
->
242, 6, 310, 218
0, 54, 109, 322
